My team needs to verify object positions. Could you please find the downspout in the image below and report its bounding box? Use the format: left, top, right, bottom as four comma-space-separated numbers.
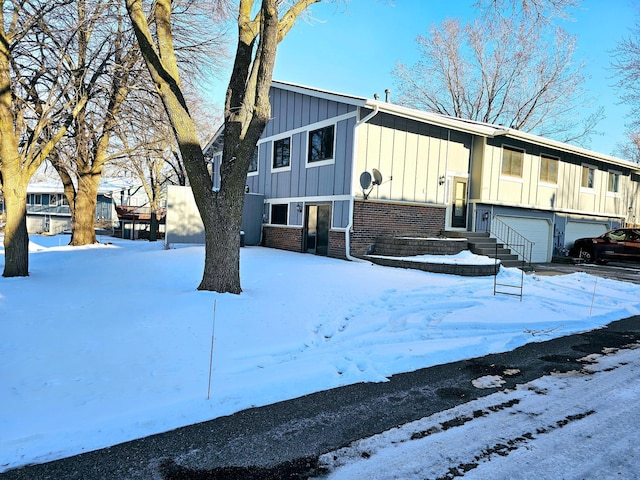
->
345, 104, 380, 261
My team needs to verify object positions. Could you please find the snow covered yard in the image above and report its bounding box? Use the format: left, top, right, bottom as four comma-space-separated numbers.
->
1, 235, 640, 473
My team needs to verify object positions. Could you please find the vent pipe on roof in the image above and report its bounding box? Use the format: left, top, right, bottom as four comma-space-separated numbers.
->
385, 89, 391, 103
374, 93, 380, 100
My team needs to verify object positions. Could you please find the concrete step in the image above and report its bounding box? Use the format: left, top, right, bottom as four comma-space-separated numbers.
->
441, 230, 490, 239
501, 259, 533, 270
468, 241, 504, 249
472, 251, 519, 262
471, 246, 511, 256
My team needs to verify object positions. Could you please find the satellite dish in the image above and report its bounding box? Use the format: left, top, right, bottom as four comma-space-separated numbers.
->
372, 168, 383, 185
359, 171, 372, 190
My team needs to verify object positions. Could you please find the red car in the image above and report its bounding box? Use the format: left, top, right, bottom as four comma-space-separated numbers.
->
569, 228, 640, 264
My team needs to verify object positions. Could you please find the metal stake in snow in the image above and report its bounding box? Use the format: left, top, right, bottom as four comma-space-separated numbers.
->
207, 299, 217, 400
589, 277, 598, 317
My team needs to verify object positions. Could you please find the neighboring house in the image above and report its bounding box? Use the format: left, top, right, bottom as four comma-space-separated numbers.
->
204, 81, 640, 263
24, 177, 149, 235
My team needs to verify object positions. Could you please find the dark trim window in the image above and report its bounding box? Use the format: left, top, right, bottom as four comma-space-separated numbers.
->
539, 155, 558, 184
27, 194, 42, 205
581, 165, 595, 189
608, 171, 620, 193
248, 146, 258, 173
501, 146, 523, 178
308, 125, 335, 163
271, 204, 288, 225
273, 137, 291, 169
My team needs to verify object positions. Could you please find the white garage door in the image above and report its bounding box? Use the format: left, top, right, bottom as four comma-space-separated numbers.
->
565, 222, 609, 248
494, 216, 552, 263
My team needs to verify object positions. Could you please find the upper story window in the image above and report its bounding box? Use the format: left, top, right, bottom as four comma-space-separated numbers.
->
608, 171, 620, 193
273, 137, 291, 169
308, 125, 335, 164
27, 194, 42, 205
581, 164, 595, 189
501, 146, 524, 178
539, 155, 558, 184
248, 146, 259, 174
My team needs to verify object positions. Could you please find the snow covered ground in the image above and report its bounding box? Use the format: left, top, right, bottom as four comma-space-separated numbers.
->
315, 346, 640, 479
1, 234, 640, 474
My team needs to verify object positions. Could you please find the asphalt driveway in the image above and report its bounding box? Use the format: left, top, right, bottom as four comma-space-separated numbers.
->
3, 315, 640, 480
532, 260, 640, 284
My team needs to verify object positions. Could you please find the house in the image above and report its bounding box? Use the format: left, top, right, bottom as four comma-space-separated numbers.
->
24, 177, 151, 236
204, 81, 640, 263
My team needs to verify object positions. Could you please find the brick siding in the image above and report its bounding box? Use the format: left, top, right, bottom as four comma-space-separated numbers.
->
328, 230, 347, 260
262, 226, 303, 252
350, 200, 446, 258
262, 201, 446, 260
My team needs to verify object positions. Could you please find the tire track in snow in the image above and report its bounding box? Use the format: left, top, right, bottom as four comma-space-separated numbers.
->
314, 346, 640, 480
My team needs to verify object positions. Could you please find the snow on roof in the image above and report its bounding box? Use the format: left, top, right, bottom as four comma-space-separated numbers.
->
27, 177, 142, 195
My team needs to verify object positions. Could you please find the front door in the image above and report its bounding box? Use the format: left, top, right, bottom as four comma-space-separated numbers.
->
451, 177, 468, 228
305, 204, 331, 255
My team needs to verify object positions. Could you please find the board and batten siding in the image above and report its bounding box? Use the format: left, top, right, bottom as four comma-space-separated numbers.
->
479, 137, 634, 221
245, 87, 357, 203
356, 112, 471, 205
263, 88, 356, 138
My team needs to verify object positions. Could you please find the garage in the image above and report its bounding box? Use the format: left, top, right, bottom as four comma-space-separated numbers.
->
564, 221, 609, 249
494, 216, 552, 263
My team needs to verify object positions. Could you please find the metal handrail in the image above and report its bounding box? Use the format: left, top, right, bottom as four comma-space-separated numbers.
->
488, 216, 534, 267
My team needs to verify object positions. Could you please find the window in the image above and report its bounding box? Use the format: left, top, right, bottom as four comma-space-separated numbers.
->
608, 171, 620, 193
50, 194, 58, 207
271, 204, 288, 225
308, 125, 335, 163
501, 146, 523, 178
27, 194, 42, 205
581, 165, 595, 189
248, 146, 259, 173
273, 137, 290, 169
539, 155, 558, 184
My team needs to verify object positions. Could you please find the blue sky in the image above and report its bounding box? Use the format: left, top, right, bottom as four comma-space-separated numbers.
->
203, 0, 639, 157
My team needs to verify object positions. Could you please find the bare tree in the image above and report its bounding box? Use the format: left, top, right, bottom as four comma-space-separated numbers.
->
613, 131, 640, 164
611, 12, 640, 163
46, 0, 226, 247
45, 0, 146, 246
126, 0, 321, 293
0, 0, 87, 277
475, 0, 580, 21
111, 121, 169, 241
393, 7, 601, 146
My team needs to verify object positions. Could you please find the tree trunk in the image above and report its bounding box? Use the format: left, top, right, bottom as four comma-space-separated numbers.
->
50, 154, 78, 224
2, 182, 29, 277
126, 0, 318, 293
148, 196, 160, 242
70, 172, 100, 246
198, 189, 245, 293
149, 212, 158, 241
